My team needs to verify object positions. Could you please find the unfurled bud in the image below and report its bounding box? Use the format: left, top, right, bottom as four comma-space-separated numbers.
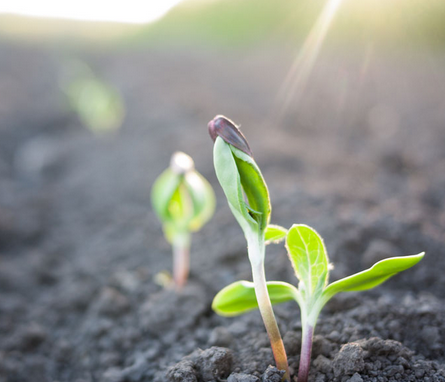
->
208, 115, 253, 157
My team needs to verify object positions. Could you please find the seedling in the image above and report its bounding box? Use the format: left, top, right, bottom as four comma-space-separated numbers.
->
213, 224, 424, 382
61, 60, 125, 134
208, 115, 290, 380
151, 151, 215, 290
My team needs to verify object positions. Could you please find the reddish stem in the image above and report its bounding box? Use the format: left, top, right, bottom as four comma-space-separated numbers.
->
173, 234, 191, 290
298, 324, 314, 382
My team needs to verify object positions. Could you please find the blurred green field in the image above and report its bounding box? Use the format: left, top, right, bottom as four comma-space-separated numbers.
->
139, 0, 445, 48
1, 0, 444, 50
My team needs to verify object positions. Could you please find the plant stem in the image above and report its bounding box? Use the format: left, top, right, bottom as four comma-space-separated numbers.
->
249, 236, 290, 381
172, 233, 191, 290
298, 323, 314, 382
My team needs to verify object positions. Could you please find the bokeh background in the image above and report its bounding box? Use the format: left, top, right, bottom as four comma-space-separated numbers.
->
1, 1, 445, 381
1, 0, 444, 137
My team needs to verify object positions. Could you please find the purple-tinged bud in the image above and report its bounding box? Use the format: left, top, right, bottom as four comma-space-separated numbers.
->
208, 115, 253, 157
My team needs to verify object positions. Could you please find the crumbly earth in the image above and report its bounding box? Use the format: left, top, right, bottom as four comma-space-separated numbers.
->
0, 42, 444, 382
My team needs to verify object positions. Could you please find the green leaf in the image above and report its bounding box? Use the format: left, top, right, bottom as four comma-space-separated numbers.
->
231, 146, 271, 233
265, 224, 288, 244
212, 280, 299, 317
213, 137, 256, 234
285, 225, 329, 298
213, 137, 271, 236
151, 155, 215, 241
322, 252, 425, 303
169, 184, 192, 222
151, 169, 182, 223
184, 171, 215, 232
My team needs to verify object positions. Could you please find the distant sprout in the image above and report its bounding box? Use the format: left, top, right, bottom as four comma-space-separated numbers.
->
213, 224, 424, 382
61, 60, 125, 134
151, 152, 215, 290
208, 115, 290, 381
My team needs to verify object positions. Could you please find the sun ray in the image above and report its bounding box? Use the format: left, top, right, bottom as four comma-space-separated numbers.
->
273, 0, 344, 123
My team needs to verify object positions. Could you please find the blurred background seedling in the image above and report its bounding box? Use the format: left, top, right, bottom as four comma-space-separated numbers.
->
60, 60, 125, 134
151, 151, 215, 290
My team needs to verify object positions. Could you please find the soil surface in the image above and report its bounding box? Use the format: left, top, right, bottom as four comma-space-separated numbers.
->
0, 42, 444, 382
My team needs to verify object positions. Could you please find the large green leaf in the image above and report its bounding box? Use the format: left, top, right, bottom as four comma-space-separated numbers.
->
212, 280, 298, 317
322, 252, 425, 303
265, 224, 288, 244
285, 225, 329, 298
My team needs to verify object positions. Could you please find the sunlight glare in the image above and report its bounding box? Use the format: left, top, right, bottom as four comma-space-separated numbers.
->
0, 0, 185, 24
275, 0, 344, 120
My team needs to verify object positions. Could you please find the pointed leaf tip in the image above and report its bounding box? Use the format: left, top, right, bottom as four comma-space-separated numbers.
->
208, 115, 253, 157
322, 252, 425, 303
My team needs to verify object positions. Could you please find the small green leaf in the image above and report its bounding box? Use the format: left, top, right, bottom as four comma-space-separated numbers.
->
285, 225, 329, 298
265, 225, 288, 244
212, 280, 298, 317
184, 171, 215, 232
322, 252, 425, 303
151, 169, 182, 223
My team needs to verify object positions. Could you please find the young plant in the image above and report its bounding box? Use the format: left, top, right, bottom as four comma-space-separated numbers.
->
62, 60, 125, 134
213, 224, 424, 382
151, 151, 215, 290
208, 115, 290, 380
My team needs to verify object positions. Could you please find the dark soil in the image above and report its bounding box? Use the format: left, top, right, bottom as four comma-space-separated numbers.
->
0, 42, 444, 382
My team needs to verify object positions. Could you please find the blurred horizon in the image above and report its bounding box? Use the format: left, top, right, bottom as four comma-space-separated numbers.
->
0, 0, 444, 51
0, 0, 185, 24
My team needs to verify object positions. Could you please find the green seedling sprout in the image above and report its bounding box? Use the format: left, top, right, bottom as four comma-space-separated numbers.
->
61, 60, 125, 134
213, 224, 424, 382
151, 151, 215, 290
208, 115, 290, 380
